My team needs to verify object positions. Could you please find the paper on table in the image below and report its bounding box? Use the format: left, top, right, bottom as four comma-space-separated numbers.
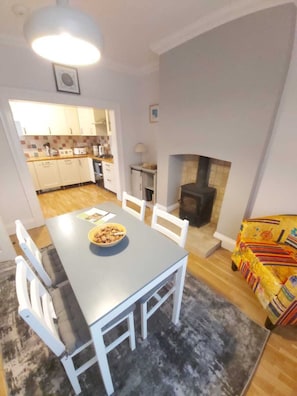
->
77, 208, 115, 225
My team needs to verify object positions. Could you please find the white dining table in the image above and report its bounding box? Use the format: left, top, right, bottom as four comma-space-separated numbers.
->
46, 202, 189, 395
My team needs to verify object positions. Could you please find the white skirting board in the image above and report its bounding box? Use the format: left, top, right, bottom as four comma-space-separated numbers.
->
213, 231, 236, 252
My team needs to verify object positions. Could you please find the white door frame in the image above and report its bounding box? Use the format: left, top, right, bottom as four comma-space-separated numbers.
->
0, 216, 16, 262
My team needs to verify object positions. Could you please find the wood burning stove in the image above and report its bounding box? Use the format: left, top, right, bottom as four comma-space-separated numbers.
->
179, 156, 216, 227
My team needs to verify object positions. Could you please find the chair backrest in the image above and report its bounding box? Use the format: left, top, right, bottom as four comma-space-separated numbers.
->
151, 205, 189, 248
122, 191, 146, 221
15, 255, 65, 357
15, 219, 52, 287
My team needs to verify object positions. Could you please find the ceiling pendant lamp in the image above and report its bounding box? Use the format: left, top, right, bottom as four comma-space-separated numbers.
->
23, 0, 103, 66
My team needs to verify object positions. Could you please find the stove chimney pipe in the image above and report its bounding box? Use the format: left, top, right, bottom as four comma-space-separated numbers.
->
196, 156, 211, 187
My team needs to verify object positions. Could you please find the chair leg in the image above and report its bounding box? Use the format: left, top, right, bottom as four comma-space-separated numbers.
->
140, 301, 148, 340
61, 355, 81, 395
265, 316, 276, 330
128, 311, 136, 350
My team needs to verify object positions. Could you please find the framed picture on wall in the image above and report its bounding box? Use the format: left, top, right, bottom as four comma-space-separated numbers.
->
149, 104, 159, 123
53, 64, 80, 94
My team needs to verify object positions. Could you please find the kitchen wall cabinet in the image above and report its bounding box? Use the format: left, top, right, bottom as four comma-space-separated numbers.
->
77, 107, 96, 135
94, 109, 109, 136
10, 101, 70, 136
10, 100, 110, 136
47, 105, 82, 136
34, 160, 61, 190
47, 105, 69, 135
130, 165, 157, 206
10, 101, 51, 135
64, 106, 80, 135
102, 162, 117, 193
77, 107, 108, 136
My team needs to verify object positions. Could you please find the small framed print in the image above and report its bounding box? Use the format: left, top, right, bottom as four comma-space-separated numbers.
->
53, 64, 80, 94
149, 104, 159, 123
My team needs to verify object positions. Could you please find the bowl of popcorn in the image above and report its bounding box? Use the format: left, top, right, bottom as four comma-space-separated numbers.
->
88, 223, 126, 247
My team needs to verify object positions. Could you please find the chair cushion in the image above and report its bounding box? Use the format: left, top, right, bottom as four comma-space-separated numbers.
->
42, 246, 68, 286
51, 283, 91, 354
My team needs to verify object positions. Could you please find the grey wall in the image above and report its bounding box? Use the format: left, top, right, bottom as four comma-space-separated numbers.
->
157, 4, 296, 241
250, 15, 297, 217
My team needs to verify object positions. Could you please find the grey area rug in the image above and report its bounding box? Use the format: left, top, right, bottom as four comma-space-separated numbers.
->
0, 254, 270, 396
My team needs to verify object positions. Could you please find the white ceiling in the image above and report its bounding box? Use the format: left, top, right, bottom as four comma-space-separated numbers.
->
0, 0, 293, 74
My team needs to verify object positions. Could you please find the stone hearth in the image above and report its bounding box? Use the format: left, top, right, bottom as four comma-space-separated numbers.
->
172, 208, 221, 257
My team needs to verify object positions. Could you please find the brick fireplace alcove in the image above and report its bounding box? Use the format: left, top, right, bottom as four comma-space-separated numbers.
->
165, 154, 231, 257
179, 155, 231, 226
170, 154, 231, 257
160, 154, 231, 257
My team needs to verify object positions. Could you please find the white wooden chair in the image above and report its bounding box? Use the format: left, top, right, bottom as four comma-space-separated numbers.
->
15, 219, 67, 287
15, 255, 136, 395
140, 205, 189, 339
150, 204, 189, 248
122, 191, 146, 221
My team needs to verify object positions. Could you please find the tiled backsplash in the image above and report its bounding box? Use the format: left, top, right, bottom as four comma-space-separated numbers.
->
180, 155, 231, 225
20, 135, 111, 158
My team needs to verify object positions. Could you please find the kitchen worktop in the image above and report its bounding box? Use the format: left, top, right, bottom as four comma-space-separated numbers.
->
26, 155, 114, 163
130, 164, 157, 174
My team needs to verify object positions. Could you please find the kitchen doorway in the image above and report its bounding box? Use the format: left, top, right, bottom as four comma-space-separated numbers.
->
0, 91, 123, 234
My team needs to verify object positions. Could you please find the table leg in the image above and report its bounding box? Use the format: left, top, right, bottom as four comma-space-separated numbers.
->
90, 324, 114, 396
171, 257, 187, 324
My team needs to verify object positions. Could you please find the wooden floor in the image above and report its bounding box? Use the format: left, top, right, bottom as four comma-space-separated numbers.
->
8, 184, 297, 395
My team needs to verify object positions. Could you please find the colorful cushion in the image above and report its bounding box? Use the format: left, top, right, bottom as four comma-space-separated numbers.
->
232, 215, 297, 326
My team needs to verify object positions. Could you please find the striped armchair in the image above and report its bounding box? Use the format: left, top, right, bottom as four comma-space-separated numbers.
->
231, 215, 297, 329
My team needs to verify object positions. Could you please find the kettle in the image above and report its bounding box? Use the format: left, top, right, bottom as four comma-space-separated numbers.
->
93, 145, 99, 156
43, 142, 51, 156
99, 145, 105, 157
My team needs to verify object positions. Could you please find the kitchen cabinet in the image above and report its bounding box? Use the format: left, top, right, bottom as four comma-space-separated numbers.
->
77, 107, 108, 136
78, 157, 94, 183
57, 158, 80, 186
47, 105, 82, 136
10, 101, 76, 136
94, 109, 108, 136
47, 105, 69, 135
34, 160, 61, 190
27, 162, 40, 191
64, 106, 80, 135
102, 161, 117, 193
10, 100, 109, 136
28, 157, 94, 192
10, 101, 51, 136
77, 107, 96, 135
130, 165, 157, 206
56, 157, 94, 186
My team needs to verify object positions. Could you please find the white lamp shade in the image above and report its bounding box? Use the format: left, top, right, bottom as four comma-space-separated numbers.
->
134, 143, 146, 153
23, 3, 103, 66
